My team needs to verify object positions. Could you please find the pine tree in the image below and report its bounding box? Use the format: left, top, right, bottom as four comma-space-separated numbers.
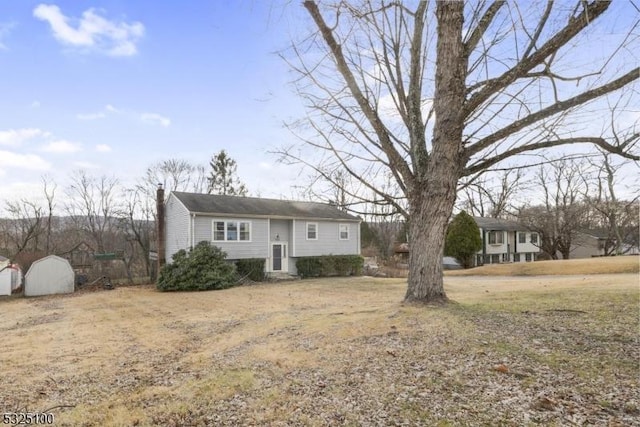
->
207, 150, 248, 196
445, 211, 482, 269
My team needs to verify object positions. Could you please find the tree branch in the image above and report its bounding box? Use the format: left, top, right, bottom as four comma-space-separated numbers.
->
464, 0, 611, 117
465, 67, 640, 158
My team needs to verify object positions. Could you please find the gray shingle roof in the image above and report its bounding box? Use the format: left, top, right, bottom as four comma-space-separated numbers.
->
171, 192, 360, 221
472, 216, 527, 231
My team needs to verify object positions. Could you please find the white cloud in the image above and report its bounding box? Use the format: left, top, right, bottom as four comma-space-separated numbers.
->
105, 104, 121, 113
0, 150, 51, 170
41, 140, 82, 153
73, 161, 100, 169
79, 104, 171, 128
95, 144, 111, 152
33, 4, 144, 57
140, 113, 171, 127
0, 22, 16, 50
31, 100, 41, 108
0, 128, 50, 146
77, 112, 106, 120
259, 162, 272, 170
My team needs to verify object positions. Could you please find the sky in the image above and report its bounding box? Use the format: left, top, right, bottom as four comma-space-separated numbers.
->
0, 1, 638, 215
0, 0, 309, 209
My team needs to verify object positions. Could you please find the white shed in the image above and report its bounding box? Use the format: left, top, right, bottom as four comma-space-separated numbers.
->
25, 255, 75, 297
0, 265, 22, 296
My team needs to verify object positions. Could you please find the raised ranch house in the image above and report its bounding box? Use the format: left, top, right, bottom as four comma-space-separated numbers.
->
474, 217, 540, 266
164, 191, 361, 276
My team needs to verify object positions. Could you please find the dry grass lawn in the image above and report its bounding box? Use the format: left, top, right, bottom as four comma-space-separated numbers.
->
446, 255, 639, 276
1, 258, 638, 426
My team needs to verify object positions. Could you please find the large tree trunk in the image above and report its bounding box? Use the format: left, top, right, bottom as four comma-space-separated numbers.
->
404, 1, 465, 304
405, 180, 458, 303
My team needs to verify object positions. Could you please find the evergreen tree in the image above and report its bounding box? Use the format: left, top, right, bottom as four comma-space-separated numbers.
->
207, 150, 248, 196
445, 211, 482, 269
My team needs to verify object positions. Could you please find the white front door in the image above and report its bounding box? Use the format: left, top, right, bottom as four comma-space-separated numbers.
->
271, 243, 288, 272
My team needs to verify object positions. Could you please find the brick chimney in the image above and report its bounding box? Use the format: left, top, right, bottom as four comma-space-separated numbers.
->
156, 183, 166, 273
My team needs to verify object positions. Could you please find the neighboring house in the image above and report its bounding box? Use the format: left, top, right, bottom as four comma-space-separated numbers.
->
164, 192, 361, 276
473, 217, 540, 265
570, 230, 640, 258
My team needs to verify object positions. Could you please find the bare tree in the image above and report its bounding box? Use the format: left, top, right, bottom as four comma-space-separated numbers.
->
65, 170, 120, 253
117, 186, 155, 277
459, 169, 525, 218
1, 199, 44, 262
584, 153, 639, 255
518, 159, 589, 259
42, 175, 57, 254
144, 159, 206, 195
280, 1, 639, 303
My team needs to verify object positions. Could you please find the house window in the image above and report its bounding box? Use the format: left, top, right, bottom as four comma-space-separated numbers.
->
491, 254, 500, 264
339, 224, 349, 240
525, 253, 532, 261
227, 221, 238, 241
514, 253, 520, 262
530, 233, 538, 244
213, 221, 225, 241
239, 222, 251, 241
519, 232, 526, 244
212, 220, 251, 242
488, 231, 504, 245
307, 222, 318, 240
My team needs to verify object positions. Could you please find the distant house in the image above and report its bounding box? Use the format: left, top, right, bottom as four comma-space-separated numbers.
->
473, 217, 540, 266
164, 191, 361, 276
570, 230, 640, 258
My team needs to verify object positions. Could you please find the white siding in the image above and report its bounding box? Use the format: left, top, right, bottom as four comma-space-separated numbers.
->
294, 220, 360, 257
483, 229, 508, 254
165, 194, 192, 262
516, 232, 540, 254
193, 216, 269, 259
25, 256, 74, 296
478, 228, 541, 264
269, 220, 291, 242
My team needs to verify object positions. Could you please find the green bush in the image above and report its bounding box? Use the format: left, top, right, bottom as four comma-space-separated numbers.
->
296, 255, 364, 278
236, 258, 266, 282
444, 211, 482, 269
157, 241, 237, 291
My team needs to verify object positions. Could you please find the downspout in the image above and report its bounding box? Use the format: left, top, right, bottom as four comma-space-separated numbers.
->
291, 219, 296, 257
191, 213, 196, 249
482, 229, 487, 264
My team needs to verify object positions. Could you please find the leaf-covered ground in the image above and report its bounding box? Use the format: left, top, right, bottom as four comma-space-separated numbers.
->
1, 272, 638, 426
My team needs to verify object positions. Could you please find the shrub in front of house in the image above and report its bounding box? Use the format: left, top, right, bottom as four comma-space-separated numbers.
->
235, 258, 266, 282
296, 255, 364, 278
157, 241, 237, 291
